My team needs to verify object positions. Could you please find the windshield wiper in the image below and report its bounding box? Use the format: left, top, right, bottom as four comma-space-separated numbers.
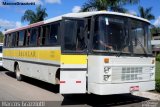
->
136, 38, 148, 57
116, 38, 148, 57
116, 35, 131, 57
116, 44, 130, 57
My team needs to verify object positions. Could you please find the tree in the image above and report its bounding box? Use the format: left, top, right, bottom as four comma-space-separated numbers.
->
0, 31, 4, 43
138, 6, 155, 20
150, 27, 160, 35
21, 5, 48, 24
81, 0, 139, 12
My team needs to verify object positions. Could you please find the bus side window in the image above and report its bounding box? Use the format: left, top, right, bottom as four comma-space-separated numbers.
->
12, 33, 16, 47
63, 20, 86, 51
15, 32, 19, 47
49, 23, 59, 45
30, 28, 37, 46
18, 30, 25, 46
41, 26, 46, 45
45, 25, 51, 45
23, 30, 27, 46
4, 34, 8, 47
37, 27, 41, 46
6, 34, 9, 47
8, 34, 12, 47
26, 29, 30, 46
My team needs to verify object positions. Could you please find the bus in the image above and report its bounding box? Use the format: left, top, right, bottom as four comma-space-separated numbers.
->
3, 11, 155, 95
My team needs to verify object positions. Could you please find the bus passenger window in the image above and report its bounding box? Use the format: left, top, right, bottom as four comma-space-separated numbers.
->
63, 20, 86, 52
23, 30, 27, 46
15, 32, 19, 46
64, 20, 76, 50
26, 29, 30, 46
49, 23, 59, 45
76, 22, 86, 50
41, 26, 46, 45
30, 28, 37, 46
8, 34, 13, 47
12, 33, 16, 47
5, 34, 9, 47
18, 31, 25, 46
4, 34, 8, 47
37, 27, 41, 46
45, 25, 51, 45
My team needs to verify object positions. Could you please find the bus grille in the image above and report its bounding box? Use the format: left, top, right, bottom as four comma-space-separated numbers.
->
121, 67, 143, 81
111, 66, 151, 82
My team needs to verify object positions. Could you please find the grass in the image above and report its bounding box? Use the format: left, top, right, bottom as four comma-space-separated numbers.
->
155, 61, 160, 92
156, 61, 160, 81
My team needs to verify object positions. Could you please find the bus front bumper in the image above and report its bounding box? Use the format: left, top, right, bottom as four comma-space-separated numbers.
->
88, 81, 155, 95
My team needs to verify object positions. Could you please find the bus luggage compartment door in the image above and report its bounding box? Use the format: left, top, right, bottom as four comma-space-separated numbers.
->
60, 70, 86, 94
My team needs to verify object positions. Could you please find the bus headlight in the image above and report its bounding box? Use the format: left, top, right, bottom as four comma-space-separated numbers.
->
104, 67, 112, 81
104, 67, 111, 73
103, 75, 111, 81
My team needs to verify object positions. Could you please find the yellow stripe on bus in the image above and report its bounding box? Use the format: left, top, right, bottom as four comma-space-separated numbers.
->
3, 49, 87, 64
61, 55, 87, 64
3, 49, 61, 61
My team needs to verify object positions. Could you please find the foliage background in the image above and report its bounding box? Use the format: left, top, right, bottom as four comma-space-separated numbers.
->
0, 31, 4, 43
156, 55, 160, 92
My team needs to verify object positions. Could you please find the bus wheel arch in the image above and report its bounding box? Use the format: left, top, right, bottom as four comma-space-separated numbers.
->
14, 61, 22, 81
55, 68, 60, 84
14, 61, 18, 71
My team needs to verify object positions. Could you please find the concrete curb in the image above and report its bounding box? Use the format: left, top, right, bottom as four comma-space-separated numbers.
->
132, 92, 160, 101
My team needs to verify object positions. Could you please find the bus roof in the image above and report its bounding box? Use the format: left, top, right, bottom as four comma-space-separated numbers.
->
5, 11, 150, 34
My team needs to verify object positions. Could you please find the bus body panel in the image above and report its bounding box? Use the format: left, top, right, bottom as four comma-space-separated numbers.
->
3, 47, 61, 84
60, 71, 86, 94
88, 81, 155, 95
2, 59, 14, 72
60, 55, 87, 94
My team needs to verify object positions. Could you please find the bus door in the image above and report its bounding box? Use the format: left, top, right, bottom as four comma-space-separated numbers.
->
60, 17, 88, 94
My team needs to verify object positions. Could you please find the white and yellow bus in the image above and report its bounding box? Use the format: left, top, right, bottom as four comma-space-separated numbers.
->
3, 11, 155, 95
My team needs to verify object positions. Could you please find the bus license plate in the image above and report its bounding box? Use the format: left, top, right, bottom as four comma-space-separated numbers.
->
130, 86, 139, 91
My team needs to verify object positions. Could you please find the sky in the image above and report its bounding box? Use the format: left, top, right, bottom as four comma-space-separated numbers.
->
0, 0, 160, 32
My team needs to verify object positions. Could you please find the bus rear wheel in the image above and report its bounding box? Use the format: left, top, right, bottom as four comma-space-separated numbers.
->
15, 64, 22, 81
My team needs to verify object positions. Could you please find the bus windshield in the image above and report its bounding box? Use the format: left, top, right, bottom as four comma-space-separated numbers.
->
93, 15, 152, 55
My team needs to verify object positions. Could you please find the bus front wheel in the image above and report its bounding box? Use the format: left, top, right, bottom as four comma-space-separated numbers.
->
15, 64, 22, 81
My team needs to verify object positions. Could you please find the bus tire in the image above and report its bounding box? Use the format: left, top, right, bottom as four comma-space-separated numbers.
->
15, 64, 22, 81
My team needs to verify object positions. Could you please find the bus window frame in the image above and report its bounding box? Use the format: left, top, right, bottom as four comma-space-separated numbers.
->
18, 30, 25, 47
89, 14, 153, 57
49, 22, 60, 45
29, 27, 38, 46
61, 17, 88, 54
4, 34, 8, 47
3, 21, 60, 48
40, 22, 60, 47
